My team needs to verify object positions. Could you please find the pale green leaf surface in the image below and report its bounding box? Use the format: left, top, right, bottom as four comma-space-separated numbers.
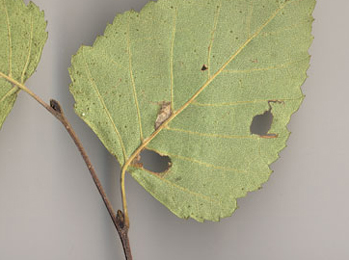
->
0, 0, 47, 128
69, 0, 315, 221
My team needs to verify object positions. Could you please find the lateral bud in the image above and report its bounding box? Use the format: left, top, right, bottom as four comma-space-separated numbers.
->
116, 210, 125, 229
50, 99, 62, 114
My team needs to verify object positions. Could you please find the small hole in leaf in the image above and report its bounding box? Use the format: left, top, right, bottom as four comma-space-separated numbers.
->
201, 65, 208, 71
139, 149, 172, 173
250, 110, 273, 135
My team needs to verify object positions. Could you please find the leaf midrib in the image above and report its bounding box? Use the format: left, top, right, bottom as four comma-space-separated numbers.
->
122, 0, 293, 172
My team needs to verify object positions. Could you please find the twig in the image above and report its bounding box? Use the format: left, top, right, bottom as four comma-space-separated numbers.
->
50, 99, 133, 260
0, 72, 132, 260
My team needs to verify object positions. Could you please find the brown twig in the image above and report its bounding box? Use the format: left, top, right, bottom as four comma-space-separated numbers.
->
49, 99, 133, 260
0, 72, 132, 260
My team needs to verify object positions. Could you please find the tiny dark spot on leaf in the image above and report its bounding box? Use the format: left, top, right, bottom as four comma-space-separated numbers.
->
201, 65, 208, 71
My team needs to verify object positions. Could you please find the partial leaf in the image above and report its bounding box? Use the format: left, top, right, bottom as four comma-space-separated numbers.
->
70, 0, 315, 221
0, 0, 47, 128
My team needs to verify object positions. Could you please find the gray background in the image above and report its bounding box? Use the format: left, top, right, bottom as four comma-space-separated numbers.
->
0, 0, 348, 259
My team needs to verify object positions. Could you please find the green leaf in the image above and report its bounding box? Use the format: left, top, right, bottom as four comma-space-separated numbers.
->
69, 0, 315, 222
0, 0, 47, 129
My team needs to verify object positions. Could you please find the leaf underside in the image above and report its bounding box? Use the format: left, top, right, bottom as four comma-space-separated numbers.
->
0, 0, 47, 129
70, 0, 315, 222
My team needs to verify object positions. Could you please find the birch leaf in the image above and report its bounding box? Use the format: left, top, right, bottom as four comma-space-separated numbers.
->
0, 0, 47, 129
69, 0, 315, 222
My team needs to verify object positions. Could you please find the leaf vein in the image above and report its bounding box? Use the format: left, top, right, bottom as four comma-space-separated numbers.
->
0, 85, 18, 103
127, 14, 144, 141
142, 168, 220, 203
164, 152, 247, 173
165, 126, 255, 140
82, 50, 127, 161
222, 58, 309, 74
246, 1, 254, 37
207, 1, 221, 78
2, 0, 12, 77
261, 20, 312, 37
21, 13, 34, 83
170, 9, 177, 110
192, 96, 304, 107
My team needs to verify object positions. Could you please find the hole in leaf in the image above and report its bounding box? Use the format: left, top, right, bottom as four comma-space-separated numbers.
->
250, 110, 273, 135
201, 65, 208, 71
139, 149, 172, 173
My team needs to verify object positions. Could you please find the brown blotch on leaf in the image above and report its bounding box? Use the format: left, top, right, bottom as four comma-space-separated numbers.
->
155, 101, 172, 129
268, 99, 284, 105
131, 153, 143, 168
259, 134, 279, 139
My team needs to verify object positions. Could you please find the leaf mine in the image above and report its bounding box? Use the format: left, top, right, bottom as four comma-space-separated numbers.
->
155, 101, 172, 130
